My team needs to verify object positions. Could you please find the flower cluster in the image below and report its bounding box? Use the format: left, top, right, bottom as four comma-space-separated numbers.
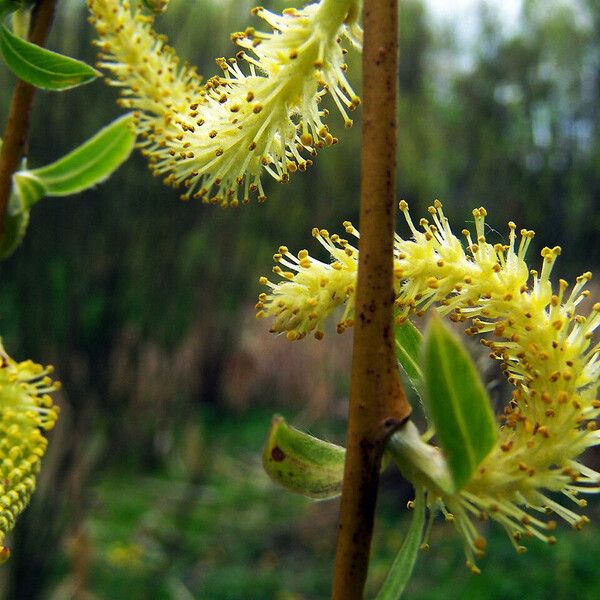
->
88, 0, 361, 205
257, 202, 600, 569
0, 343, 60, 562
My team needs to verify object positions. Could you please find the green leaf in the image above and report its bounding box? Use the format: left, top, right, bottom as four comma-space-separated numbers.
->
422, 314, 497, 490
0, 23, 99, 90
375, 487, 425, 600
3, 115, 134, 259
395, 318, 424, 397
0, 1, 20, 19
16, 113, 135, 203
12, 170, 44, 206
263, 415, 345, 499
0, 191, 29, 259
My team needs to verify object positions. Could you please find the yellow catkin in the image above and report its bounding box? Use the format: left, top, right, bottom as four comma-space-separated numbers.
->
258, 202, 600, 567
0, 344, 60, 562
88, 0, 362, 205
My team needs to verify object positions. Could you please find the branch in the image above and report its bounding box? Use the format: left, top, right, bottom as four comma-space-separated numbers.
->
331, 1, 411, 598
0, 0, 59, 234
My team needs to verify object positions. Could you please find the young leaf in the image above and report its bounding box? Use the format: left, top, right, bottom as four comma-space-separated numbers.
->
0, 191, 29, 259
3, 116, 134, 259
375, 487, 425, 600
0, 23, 99, 90
0, 1, 19, 19
263, 415, 345, 499
395, 319, 424, 397
387, 421, 453, 496
422, 314, 497, 490
10, 7, 31, 39
18, 113, 135, 202
12, 171, 44, 207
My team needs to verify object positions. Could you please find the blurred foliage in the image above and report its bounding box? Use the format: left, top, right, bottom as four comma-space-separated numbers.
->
0, 0, 598, 597
41, 407, 600, 599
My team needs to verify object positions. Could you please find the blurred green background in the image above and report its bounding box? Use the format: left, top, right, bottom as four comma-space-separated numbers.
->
0, 0, 599, 598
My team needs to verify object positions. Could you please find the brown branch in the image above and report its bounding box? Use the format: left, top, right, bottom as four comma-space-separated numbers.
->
331, 1, 411, 598
0, 0, 59, 234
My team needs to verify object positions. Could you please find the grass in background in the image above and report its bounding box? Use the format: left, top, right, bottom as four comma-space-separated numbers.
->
40, 407, 600, 599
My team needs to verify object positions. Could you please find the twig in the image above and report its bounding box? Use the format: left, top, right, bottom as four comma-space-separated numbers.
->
0, 0, 59, 234
331, 1, 411, 598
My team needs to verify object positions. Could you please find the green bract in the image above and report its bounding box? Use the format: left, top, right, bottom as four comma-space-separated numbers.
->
263, 415, 345, 500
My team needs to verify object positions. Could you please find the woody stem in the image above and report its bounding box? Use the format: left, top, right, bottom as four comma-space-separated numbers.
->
331, 0, 410, 598
0, 0, 59, 234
